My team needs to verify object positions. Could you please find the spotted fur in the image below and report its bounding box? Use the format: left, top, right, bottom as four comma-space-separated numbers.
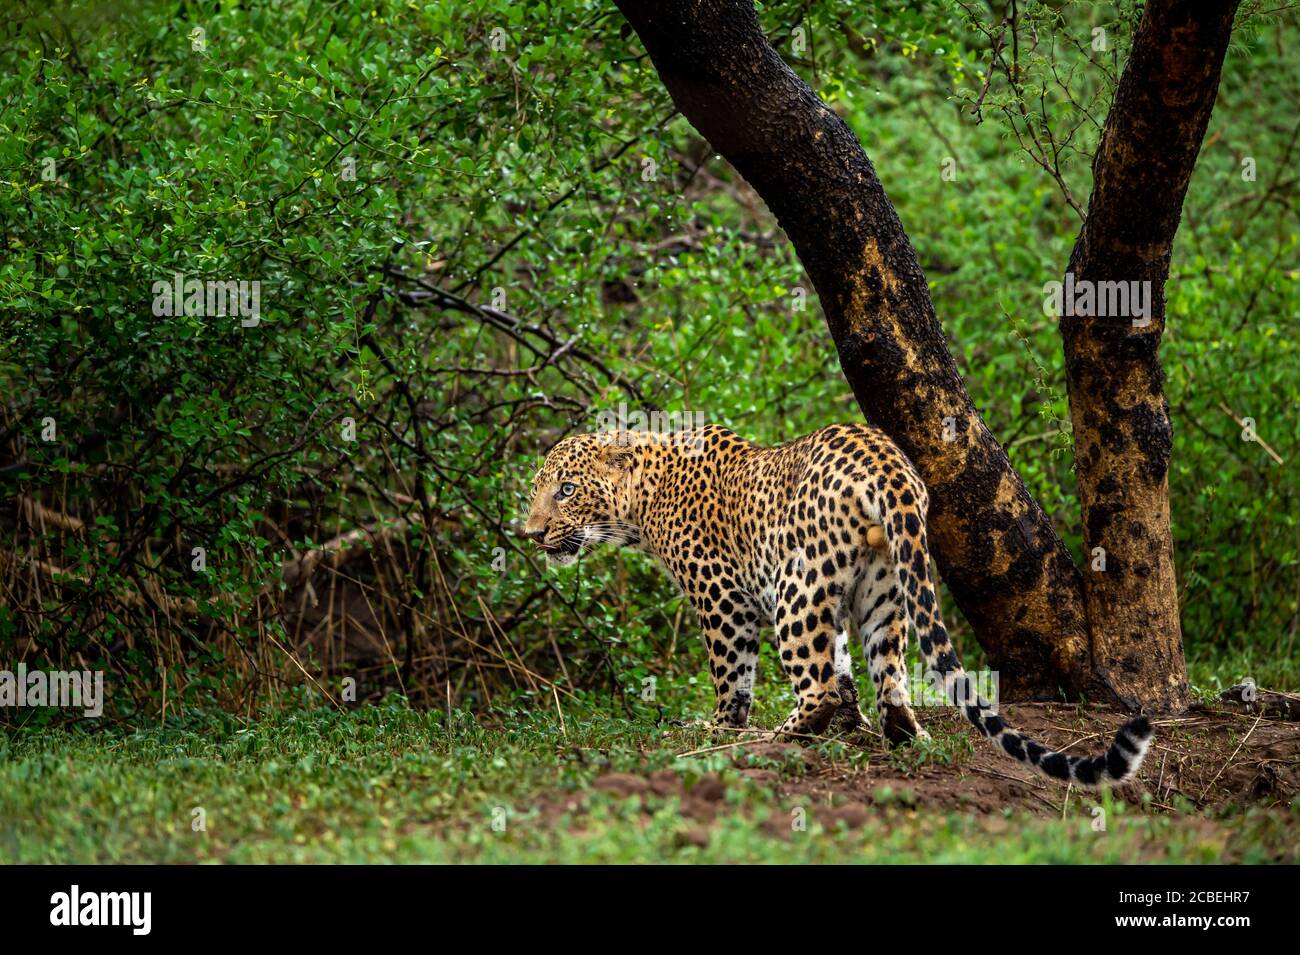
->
524, 423, 1151, 786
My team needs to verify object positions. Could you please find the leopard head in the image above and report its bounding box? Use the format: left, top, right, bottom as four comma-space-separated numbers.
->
523, 432, 641, 566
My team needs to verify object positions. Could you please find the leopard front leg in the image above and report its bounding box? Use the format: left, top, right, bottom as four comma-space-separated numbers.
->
692, 586, 763, 728
772, 562, 850, 739
827, 626, 870, 735
856, 571, 925, 746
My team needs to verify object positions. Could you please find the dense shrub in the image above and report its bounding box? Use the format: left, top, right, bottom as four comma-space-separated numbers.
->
1, 0, 1294, 719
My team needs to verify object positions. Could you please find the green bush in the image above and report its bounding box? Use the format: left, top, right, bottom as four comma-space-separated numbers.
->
0, 0, 1294, 718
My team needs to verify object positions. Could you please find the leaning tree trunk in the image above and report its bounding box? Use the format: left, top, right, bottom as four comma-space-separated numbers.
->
1060, 0, 1240, 713
613, 0, 1092, 700
614, 0, 1237, 712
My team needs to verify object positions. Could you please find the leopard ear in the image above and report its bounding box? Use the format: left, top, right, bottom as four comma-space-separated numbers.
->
596, 439, 635, 473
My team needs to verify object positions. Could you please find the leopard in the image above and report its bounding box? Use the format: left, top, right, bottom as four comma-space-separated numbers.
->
523, 422, 1152, 786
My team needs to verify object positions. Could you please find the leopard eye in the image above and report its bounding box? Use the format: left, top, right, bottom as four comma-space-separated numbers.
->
556, 482, 576, 501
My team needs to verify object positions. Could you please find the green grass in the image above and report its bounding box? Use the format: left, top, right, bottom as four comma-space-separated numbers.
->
2, 702, 1293, 864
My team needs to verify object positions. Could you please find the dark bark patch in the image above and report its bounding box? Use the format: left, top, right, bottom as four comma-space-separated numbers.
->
1130, 402, 1173, 482
1086, 501, 1123, 541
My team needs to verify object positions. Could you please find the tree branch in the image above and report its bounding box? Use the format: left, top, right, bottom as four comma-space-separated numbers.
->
612, 0, 1094, 699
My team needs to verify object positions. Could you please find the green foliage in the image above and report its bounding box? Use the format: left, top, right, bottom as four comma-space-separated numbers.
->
0, 0, 1294, 720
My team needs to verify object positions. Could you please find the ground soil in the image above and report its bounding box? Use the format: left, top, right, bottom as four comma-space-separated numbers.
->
540, 701, 1300, 834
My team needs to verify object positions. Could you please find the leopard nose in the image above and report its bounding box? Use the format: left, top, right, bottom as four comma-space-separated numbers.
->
522, 527, 546, 543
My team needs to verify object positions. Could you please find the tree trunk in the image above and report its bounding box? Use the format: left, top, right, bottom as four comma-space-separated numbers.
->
613, 0, 1235, 712
612, 0, 1091, 700
1060, 0, 1240, 713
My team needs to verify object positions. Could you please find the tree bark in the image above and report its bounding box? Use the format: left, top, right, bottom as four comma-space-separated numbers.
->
613, 0, 1236, 712
613, 0, 1092, 700
1061, 0, 1240, 713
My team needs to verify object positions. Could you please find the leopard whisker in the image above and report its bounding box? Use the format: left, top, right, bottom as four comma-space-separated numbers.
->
582, 529, 636, 543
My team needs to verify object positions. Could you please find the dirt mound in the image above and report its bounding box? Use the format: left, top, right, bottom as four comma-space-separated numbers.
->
764, 702, 1300, 814
560, 701, 1299, 830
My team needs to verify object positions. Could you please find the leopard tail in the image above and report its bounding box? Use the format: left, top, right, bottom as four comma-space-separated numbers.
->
880, 506, 1152, 786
